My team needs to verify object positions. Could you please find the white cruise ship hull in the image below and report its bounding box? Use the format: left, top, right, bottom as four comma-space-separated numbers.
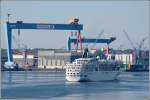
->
66, 71, 120, 82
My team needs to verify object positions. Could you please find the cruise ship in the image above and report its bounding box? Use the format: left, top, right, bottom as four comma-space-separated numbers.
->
65, 49, 123, 82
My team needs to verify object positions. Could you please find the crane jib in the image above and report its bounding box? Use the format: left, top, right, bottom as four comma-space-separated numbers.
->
7, 23, 83, 30
36, 24, 55, 29
5, 21, 83, 66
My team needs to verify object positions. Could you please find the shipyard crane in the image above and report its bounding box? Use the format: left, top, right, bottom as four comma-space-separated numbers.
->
138, 37, 147, 51
123, 30, 147, 64
91, 29, 104, 49
68, 37, 116, 50
21, 43, 28, 67
12, 31, 27, 50
5, 19, 83, 68
68, 37, 116, 58
69, 18, 82, 51
136, 37, 147, 64
12, 31, 28, 67
12, 35, 19, 49
123, 29, 136, 49
123, 29, 138, 64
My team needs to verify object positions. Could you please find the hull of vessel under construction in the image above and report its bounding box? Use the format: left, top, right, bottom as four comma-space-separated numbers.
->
66, 71, 120, 82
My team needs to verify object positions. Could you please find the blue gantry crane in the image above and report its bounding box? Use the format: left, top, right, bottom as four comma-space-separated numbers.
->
4, 20, 83, 68
68, 37, 116, 50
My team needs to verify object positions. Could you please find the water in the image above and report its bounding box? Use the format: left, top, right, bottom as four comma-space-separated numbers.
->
1, 71, 149, 100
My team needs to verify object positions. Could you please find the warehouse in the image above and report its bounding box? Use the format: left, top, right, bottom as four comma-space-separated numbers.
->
38, 49, 72, 69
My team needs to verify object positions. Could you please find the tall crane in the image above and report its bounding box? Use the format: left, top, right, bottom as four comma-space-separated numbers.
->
21, 43, 28, 67
138, 37, 147, 51
5, 19, 83, 68
91, 29, 104, 49
12, 35, 19, 49
12, 30, 27, 50
137, 37, 147, 63
68, 37, 116, 50
123, 29, 136, 50
123, 29, 138, 65
12, 32, 28, 66
123, 29, 147, 64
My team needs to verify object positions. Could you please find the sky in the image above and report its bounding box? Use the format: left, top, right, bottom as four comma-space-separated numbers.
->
1, 1, 149, 50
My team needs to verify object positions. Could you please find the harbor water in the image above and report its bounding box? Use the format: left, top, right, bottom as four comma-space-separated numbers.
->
1, 71, 149, 100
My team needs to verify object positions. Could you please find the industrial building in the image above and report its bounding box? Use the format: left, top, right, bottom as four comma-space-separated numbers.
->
1, 49, 38, 70
108, 53, 135, 64
37, 49, 82, 69
107, 53, 135, 70
107, 49, 149, 70
38, 49, 71, 69
13, 54, 35, 69
1, 48, 82, 70
1, 49, 7, 70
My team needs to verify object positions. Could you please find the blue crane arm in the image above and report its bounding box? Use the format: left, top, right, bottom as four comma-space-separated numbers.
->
69, 38, 116, 43
68, 37, 116, 50
7, 22, 83, 30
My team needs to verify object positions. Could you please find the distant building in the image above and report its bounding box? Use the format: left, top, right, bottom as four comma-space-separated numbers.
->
13, 54, 35, 69
1, 48, 82, 70
108, 53, 135, 64
38, 49, 71, 69
107, 50, 149, 70
138, 50, 149, 70
1, 49, 7, 70
37, 49, 83, 69
107, 52, 136, 70
107, 49, 136, 69
1, 48, 38, 69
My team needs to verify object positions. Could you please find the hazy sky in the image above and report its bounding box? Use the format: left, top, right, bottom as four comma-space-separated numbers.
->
1, 1, 149, 50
